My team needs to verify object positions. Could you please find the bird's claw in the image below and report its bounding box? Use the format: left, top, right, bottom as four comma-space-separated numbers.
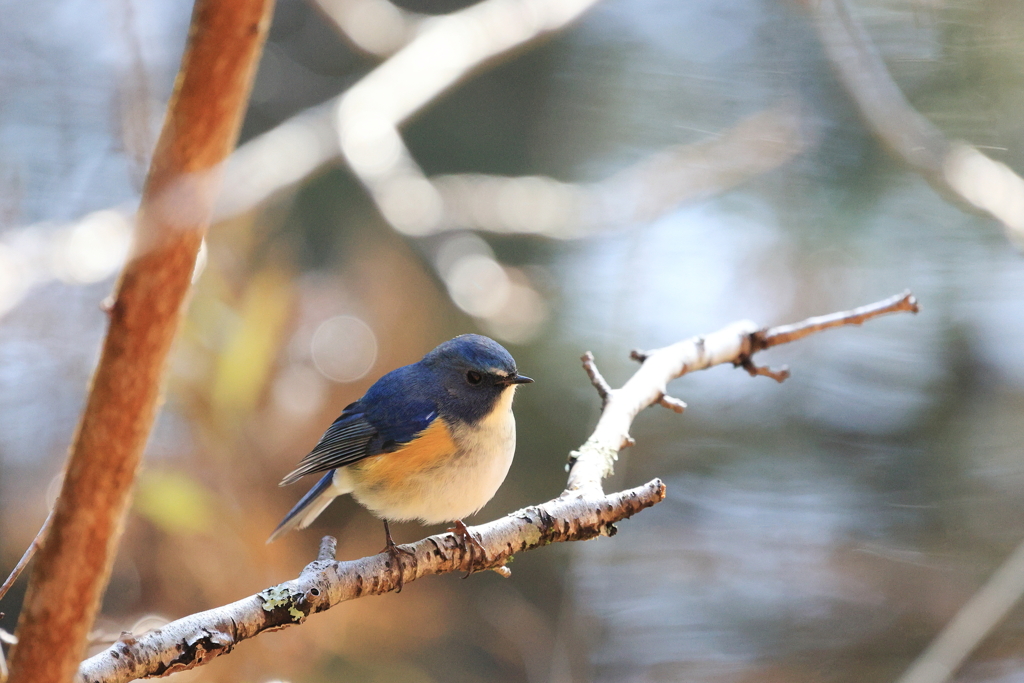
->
381, 520, 415, 593
448, 520, 487, 578
381, 538, 415, 593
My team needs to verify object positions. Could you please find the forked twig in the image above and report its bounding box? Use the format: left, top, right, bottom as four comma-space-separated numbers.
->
568, 292, 919, 491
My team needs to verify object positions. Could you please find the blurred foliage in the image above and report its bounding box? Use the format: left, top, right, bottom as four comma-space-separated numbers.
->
135, 471, 216, 536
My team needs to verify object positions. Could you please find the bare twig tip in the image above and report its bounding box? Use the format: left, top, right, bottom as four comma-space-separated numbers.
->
657, 394, 687, 413
581, 351, 613, 407
903, 291, 920, 313
739, 357, 790, 383
99, 296, 115, 315
760, 290, 919, 350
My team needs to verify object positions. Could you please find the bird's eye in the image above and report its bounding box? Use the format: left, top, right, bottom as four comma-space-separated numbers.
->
466, 370, 482, 385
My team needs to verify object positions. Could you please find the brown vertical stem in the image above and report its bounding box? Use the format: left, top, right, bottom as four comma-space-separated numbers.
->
7, 2, 274, 682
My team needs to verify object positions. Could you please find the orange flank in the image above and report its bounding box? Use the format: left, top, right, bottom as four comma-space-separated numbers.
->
352, 418, 459, 490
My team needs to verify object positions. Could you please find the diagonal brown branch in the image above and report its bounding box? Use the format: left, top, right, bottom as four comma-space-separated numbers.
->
7, 2, 274, 683
76, 291, 917, 683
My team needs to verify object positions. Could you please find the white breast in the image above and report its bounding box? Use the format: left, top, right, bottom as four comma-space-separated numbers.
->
441, 387, 518, 518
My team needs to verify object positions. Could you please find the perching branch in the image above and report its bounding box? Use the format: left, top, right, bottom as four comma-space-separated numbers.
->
77, 481, 662, 683
76, 291, 917, 683
807, 0, 1024, 250
7, 2, 274, 683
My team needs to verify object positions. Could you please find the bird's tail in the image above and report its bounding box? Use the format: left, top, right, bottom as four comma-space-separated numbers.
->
267, 469, 351, 543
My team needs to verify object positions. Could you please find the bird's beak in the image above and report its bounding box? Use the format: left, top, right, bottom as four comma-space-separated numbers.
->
503, 374, 534, 385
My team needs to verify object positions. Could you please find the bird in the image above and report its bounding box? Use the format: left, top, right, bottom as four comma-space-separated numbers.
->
269, 334, 533, 581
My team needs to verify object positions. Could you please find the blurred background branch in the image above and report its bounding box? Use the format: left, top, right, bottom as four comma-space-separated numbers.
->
311, 0, 424, 58
427, 103, 804, 238
808, 0, 1024, 249
896, 537, 1024, 683
0, 0, 807, 343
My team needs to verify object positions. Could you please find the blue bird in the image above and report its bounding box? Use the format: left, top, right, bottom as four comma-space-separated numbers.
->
269, 334, 533, 570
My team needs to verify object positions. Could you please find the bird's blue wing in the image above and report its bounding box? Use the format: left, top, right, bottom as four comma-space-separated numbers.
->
278, 365, 438, 485
359, 365, 438, 453
278, 407, 376, 485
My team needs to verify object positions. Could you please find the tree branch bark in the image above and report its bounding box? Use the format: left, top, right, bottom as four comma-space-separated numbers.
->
7, 2, 274, 683
76, 291, 917, 683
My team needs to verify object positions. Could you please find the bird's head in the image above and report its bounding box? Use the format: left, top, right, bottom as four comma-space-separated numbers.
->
422, 334, 533, 424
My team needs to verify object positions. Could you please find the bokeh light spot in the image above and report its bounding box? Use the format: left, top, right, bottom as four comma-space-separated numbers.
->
338, 115, 402, 179
311, 315, 378, 383
0, 243, 30, 317
272, 362, 329, 419
445, 254, 510, 318
377, 175, 443, 235
55, 210, 131, 284
480, 271, 548, 344
135, 471, 215, 535
434, 232, 493, 277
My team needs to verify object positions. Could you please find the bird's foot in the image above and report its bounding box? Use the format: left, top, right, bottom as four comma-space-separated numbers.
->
448, 520, 487, 578
381, 520, 415, 593
382, 540, 415, 593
